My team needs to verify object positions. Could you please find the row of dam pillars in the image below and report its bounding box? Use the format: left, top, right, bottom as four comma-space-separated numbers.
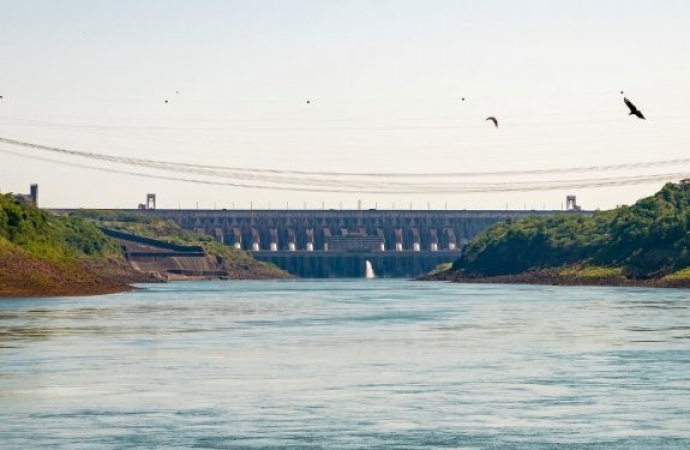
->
201, 226, 459, 252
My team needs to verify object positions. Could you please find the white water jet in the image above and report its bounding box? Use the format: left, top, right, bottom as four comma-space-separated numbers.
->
365, 260, 376, 279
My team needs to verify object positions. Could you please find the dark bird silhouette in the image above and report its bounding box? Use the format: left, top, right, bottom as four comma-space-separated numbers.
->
486, 116, 498, 128
624, 97, 645, 119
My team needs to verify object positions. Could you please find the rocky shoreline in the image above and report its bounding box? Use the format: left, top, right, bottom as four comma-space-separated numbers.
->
419, 269, 690, 289
1, 252, 292, 299
0, 254, 160, 298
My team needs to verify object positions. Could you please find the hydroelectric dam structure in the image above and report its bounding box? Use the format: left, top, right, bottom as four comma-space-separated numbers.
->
107, 208, 590, 278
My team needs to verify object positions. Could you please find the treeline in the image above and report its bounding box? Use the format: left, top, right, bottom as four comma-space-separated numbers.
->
453, 182, 690, 280
0, 193, 117, 260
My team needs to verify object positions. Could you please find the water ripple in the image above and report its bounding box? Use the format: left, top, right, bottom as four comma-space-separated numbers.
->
1, 280, 690, 448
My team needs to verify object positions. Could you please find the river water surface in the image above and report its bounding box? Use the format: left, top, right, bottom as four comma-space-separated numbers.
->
1, 279, 689, 449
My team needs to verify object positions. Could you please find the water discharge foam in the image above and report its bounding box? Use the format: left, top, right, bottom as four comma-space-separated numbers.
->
365, 260, 376, 278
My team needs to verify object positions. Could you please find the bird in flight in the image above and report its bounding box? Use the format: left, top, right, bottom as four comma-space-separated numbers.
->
486, 116, 498, 128
624, 97, 645, 120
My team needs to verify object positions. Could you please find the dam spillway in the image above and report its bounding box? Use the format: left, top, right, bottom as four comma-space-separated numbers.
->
118, 209, 589, 278
51, 208, 591, 278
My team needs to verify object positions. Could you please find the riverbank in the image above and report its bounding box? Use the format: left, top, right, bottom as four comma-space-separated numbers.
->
0, 241, 157, 298
1, 197, 292, 298
1, 241, 290, 298
419, 268, 690, 289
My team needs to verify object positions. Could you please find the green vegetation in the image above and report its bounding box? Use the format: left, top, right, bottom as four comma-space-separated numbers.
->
0, 193, 118, 262
427, 262, 453, 276
662, 266, 690, 281
1, 194, 134, 297
69, 209, 213, 246
1, 199, 286, 296
69, 209, 286, 274
556, 265, 624, 279
449, 182, 690, 280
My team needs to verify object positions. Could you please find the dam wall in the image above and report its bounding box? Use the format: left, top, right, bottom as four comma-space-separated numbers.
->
52, 208, 590, 278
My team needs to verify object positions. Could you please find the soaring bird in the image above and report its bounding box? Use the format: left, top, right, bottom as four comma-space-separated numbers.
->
486, 116, 498, 128
624, 97, 645, 120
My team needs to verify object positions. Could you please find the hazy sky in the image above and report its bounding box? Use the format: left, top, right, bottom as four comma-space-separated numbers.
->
1, 0, 690, 210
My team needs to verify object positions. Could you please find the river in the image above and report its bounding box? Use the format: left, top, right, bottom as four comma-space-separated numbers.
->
1, 279, 689, 449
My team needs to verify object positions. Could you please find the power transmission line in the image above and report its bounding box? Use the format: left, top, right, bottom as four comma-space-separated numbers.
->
3, 135, 690, 179
0, 137, 690, 195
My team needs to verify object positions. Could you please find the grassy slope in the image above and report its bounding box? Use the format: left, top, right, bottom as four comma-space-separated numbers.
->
70, 210, 290, 279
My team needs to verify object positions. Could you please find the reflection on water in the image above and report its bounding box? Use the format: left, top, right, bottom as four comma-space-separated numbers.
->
1, 280, 690, 449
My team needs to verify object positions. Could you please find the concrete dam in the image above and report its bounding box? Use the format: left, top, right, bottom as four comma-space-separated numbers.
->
124, 209, 587, 278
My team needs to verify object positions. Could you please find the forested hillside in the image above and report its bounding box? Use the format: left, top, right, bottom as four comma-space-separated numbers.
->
0, 193, 138, 297
447, 182, 690, 282
1, 193, 118, 260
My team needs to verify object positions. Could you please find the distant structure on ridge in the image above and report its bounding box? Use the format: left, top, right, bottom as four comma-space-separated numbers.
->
566, 195, 581, 211
11, 184, 38, 207
138, 193, 156, 210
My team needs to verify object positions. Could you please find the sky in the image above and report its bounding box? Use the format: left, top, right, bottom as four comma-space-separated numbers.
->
1, 0, 690, 210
